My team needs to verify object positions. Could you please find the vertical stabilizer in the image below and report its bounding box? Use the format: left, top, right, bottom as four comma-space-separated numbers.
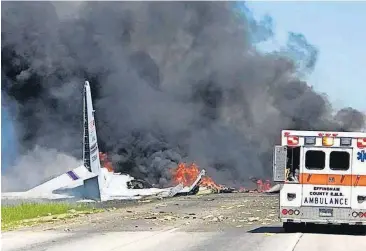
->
83, 81, 104, 191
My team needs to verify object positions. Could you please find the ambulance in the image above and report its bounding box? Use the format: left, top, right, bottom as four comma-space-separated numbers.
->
273, 130, 366, 232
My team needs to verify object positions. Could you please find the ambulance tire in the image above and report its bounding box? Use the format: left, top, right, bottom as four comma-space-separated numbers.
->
283, 222, 302, 233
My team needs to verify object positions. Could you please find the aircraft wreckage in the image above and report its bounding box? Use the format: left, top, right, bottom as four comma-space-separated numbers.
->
2, 81, 278, 203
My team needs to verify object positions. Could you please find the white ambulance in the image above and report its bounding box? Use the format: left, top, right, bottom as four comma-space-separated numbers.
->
273, 130, 366, 232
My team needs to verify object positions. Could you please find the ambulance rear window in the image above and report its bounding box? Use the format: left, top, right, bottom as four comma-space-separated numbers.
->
329, 151, 350, 171
305, 150, 325, 170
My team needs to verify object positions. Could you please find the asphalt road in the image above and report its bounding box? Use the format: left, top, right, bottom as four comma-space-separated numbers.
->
2, 193, 366, 251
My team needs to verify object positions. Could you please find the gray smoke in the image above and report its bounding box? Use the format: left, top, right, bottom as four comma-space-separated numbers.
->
2, 146, 82, 192
2, 2, 365, 190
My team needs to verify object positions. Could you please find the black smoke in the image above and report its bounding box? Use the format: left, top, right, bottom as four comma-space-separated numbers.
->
2, 2, 365, 190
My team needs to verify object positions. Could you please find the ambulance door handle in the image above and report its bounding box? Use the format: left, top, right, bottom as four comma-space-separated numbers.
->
357, 196, 366, 203
287, 193, 296, 201
340, 175, 345, 183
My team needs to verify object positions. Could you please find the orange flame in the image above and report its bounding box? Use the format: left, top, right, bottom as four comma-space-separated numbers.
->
256, 179, 271, 192
200, 176, 223, 191
99, 152, 114, 172
171, 163, 200, 187
239, 179, 271, 193
171, 162, 223, 191
171, 162, 272, 193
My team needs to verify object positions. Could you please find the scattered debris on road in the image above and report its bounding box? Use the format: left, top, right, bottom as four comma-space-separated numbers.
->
14, 193, 279, 233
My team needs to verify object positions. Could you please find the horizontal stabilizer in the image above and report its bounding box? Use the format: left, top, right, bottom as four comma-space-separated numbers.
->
28, 165, 94, 193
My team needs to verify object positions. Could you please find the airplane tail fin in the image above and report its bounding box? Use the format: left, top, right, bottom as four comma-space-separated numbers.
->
83, 81, 101, 174
82, 81, 105, 199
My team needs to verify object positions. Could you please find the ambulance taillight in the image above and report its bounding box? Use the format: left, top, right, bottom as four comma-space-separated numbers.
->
287, 136, 299, 146
352, 211, 366, 218
357, 138, 366, 148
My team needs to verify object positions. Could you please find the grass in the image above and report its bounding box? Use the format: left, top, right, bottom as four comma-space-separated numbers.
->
1, 202, 103, 231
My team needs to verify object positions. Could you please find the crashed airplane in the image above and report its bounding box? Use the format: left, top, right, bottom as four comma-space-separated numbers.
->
2, 81, 205, 202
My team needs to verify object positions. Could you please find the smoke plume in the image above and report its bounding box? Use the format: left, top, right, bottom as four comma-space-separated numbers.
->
2, 2, 365, 191
2, 146, 82, 191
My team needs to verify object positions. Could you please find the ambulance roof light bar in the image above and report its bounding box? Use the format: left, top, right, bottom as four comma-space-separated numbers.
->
322, 136, 334, 146
304, 136, 316, 145
340, 137, 352, 146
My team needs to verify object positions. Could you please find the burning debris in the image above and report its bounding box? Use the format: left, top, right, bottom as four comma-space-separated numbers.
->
97, 152, 205, 197
100, 151, 276, 195
127, 179, 153, 189
170, 162, 274, 194
99, 153, 114, 172
248, 177, 272, 193
171, 163, 226, 193
171, 163, 202, 188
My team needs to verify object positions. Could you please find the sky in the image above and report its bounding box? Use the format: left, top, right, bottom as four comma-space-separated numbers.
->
247, 1, 366, 112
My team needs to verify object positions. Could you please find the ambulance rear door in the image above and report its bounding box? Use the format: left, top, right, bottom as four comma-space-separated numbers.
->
301, 146, 329, 207
327, 147, 353, 208
300, 146, 352, 208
